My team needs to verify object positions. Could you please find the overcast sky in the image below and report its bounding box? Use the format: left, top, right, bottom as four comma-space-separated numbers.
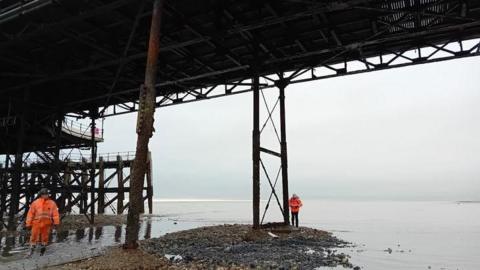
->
99, 57, 480, 201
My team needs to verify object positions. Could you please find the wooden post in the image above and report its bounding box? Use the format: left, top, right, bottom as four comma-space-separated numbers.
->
23, 171, 34, 219
80, 158, 88, 214
64, 160, 72, 213
117, 155, 124, 214
98, 157, 105, 214
146, 152, 153, 214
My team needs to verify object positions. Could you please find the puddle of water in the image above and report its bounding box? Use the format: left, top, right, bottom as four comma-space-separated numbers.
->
0, 215, 224, 269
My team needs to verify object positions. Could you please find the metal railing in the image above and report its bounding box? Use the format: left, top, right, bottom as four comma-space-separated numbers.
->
97, 151, 136, 162
20, 151, 136, 166
62, 118, 104, 140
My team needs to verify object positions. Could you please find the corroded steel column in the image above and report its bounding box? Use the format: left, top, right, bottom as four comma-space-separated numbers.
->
125, 0, 164, 249
8, 92, 27, 231
0, 156, 9, 230
89, 112, 97, 223
252, 75, 260, 229
98, 156, 105, 214
278, 79, 290, 225
146, 151, 153, 214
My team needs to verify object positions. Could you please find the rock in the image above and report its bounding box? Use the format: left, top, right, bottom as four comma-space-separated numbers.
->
353, 266, 361, 270
164, 254, 183, 262
268, 232, 279, 238
141, 224, 351, 269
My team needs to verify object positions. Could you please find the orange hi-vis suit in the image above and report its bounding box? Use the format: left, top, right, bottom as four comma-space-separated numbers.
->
289, 196, 303, 227
289, 197, 303, 213
26, 198, 60, 245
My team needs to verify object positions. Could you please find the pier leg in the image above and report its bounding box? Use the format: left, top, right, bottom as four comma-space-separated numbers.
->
278, 79, 290, 225
139, 163, 145, 214
125, 0, 164, 249
117, 155, 124, 214
52, 113, 63, 202
98, 157, 105, 214
64, 160, 72, 213
23, 171, 35, 221
8, 97, 26, 231
252, 75, 260, 229
146, 152, 153, 214
90, 113, 97, 223
0, 160, 6, 230
80, 158, 88, 214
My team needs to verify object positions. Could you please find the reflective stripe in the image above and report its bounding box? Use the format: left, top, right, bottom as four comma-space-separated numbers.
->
26, 198, 59, 226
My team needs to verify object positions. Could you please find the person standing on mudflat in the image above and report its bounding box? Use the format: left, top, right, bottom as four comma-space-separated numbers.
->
25, 188, 60, 256
289, 194, 303, 227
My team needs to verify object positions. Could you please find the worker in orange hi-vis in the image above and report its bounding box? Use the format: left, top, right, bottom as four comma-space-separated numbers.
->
289, 193, 303, 228
25, 188, 60, 256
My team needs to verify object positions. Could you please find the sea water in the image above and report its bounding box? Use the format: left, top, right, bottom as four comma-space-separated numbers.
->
1, 200, 479, 270
148, 200, 480, 270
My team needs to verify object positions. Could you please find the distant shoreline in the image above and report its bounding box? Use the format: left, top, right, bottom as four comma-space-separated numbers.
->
456, 201, 480, 204
153, 198, 480, 203
152, 198, 252, 202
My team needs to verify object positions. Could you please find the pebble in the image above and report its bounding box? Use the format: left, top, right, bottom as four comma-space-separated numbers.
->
142, 224, 355, 269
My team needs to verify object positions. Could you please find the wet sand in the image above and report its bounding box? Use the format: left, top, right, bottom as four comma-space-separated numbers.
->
0, 214, 126, 238
59, 214, 127, 231
0, 214, 128, 269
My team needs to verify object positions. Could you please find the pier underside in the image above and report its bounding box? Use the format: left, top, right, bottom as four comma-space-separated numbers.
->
1, 0, 480, 246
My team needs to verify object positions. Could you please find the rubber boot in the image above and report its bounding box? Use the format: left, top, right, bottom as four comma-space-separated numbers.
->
40, 245, 46, 256
25, 245, 35, 258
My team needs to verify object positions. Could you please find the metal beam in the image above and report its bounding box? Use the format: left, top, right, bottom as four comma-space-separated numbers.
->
252, 75, 260, 229
277, 77, 290, 225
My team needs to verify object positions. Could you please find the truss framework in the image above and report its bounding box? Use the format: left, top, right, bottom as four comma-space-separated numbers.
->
2, 0, 480, 119
0, 151, 152, 230
91, 37, 480, 118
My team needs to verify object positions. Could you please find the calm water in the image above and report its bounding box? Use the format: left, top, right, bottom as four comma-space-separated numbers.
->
150, 200, 480, 270
1, 200, 479, 270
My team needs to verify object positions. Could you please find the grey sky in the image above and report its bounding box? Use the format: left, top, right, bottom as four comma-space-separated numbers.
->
99, 57, 480, 201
